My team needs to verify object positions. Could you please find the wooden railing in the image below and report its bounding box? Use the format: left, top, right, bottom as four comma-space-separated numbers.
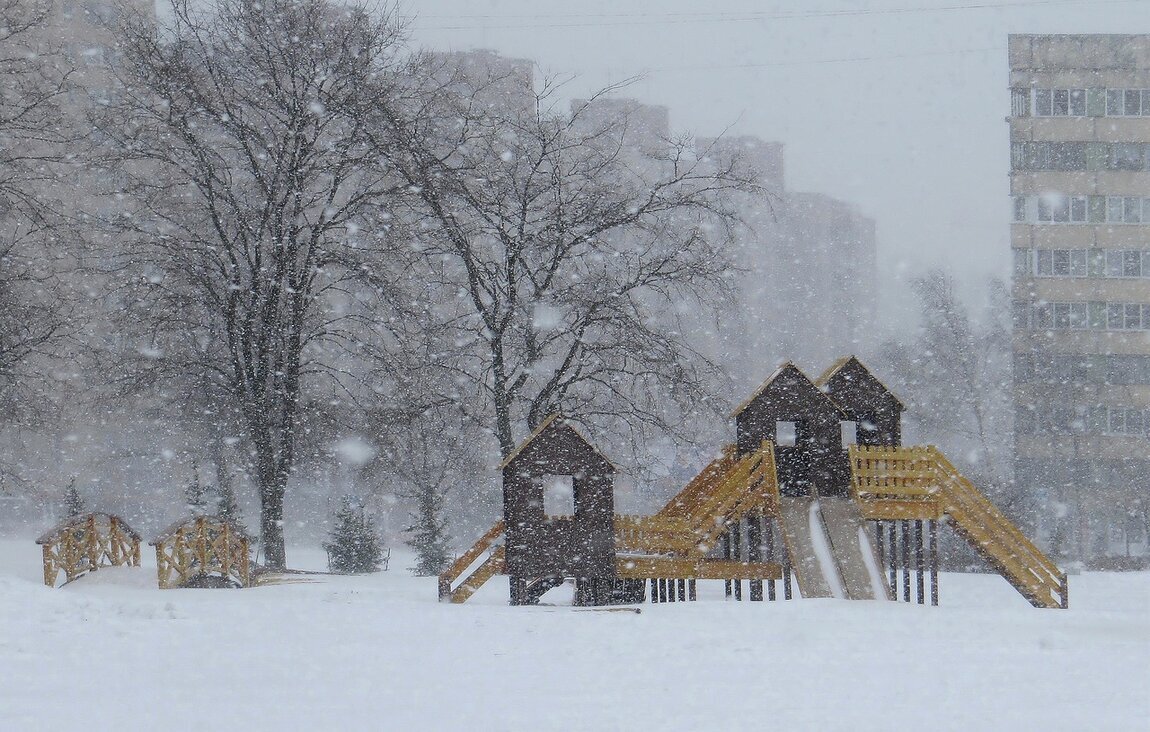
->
438, 519, 504, 602
150, 515, 252, 589
614, 515, 698, 554
36, 513, 142, 587
926, 448, 1067, 609
445, 547, 506, 604
655, 446, 738, 520
849, 445, 1067, 609
683, 442, 778, 553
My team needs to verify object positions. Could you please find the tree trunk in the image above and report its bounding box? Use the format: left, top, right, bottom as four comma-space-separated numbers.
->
252, 427, 290, 570
259, 471, 287, 570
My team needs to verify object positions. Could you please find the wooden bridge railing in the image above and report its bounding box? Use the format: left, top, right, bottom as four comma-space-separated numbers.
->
36, 513, 142, 587
150, 515, 253, 589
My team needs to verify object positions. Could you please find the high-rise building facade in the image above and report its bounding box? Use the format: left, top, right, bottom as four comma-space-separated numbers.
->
1009, 34, 1150, 562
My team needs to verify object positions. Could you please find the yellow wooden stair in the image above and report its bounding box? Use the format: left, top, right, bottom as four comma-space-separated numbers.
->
850, 445, 1068, 609
438, 520, 504, 603
616, 443, 778, 557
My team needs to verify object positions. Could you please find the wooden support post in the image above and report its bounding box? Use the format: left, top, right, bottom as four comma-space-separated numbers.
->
783, 549, 793, 600
677, 579, 686, 602
688, 579, 697, 602
85, 514, 98, 573
748, 515, 763, 602
914, 520, 925, 605
929, 519, 939, 607
765, 519, 776, 601
888, 521, 898, 599
731, 523, 742, 601
650, 578, 658, 603
901, 521, 911, 603
510, 576, 527, 605
41, 545, 54, 587
658, 578, 668, 603
875, 520, 885, 570
722, 533, 732, 598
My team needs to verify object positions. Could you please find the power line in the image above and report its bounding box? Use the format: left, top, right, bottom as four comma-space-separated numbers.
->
412, 0, 1147, 31
645, 45, 1005, 73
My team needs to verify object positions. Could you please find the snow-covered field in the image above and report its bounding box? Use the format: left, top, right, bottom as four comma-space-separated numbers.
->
1, 537, 1146, 732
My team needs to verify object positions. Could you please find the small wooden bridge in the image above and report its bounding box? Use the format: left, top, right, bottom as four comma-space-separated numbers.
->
36, 513, 142, 587
150, 515, 253, 589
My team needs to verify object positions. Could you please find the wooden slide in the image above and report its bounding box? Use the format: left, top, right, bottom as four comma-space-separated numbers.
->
818, 497, 891, 600
776, 496, 835, 599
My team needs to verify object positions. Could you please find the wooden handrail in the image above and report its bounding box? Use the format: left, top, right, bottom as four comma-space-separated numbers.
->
848, 445, 1066, 608
438, 519, 505, 601
150, 515, 252, 589
36, 513, 143, 587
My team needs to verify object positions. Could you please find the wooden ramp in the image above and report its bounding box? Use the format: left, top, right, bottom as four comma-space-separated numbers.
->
850, 445, 1068, 609
818, 497, 890, 601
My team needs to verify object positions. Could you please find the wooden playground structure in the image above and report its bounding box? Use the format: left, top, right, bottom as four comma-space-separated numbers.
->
440, 356, 1069, 609
36, 513, 142, 587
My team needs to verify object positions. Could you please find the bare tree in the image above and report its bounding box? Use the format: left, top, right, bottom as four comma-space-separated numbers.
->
878, 270, 1014, 503
94, 0, 413, 569
377, 64, 758, 462
0, 0, 81, 481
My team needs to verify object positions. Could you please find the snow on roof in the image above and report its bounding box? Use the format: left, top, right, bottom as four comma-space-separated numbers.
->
814, 355, 904, 410
497, 413, 615, 471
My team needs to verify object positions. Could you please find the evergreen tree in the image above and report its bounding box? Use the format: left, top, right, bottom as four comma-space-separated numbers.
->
323, 496, 385, 574
62, 478, 85, 518
404, 483, 452, 576
212, 474, 246, 534
185, 462, 206, 515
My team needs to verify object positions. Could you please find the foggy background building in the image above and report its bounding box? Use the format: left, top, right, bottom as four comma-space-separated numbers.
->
1010, 34, 1150, 563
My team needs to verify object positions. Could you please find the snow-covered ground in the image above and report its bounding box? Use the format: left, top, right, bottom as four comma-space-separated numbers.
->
1, 537, 1146, 731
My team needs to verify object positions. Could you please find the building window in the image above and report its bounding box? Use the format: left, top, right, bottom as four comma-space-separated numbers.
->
775, 421, 796, 447
840, 421, 858, 448
1013, 249, 1030, 277
1016, 353, 1150, 386
542, 475, 574, 517
1013, 195, 1150, 224
1109, 143, 1146, 172
1032, 88, 1087, 116
1036, 194, 1089, 223
1023, 300, 1150, 331
1013, 196, 1028, 222
1105, 89, 1150, 116
1011, 88, 1031, 117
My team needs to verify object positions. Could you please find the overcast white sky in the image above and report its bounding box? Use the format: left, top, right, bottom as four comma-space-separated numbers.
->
404, 0, 1149, 318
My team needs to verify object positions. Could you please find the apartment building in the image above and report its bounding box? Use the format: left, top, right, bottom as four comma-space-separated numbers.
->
1009, 34, 1150, 561
697, 136, 877, 385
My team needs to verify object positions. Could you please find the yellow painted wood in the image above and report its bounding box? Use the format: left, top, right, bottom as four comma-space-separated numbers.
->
849, 445, 1067, 609
655, 446, 738, 520
35, 513, 143, 587
439, 519, 505, 597
854, 498, 943, 521
449, 547, 506, 603
614, 516, 699, 554
150, 516, 252, 589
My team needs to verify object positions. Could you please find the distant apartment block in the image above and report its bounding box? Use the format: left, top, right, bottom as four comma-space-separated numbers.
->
697, 135, 877, 380
1009, 34, 1150, 561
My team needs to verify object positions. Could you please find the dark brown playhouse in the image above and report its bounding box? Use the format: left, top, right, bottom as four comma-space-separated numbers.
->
439, 356, 1068, 610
